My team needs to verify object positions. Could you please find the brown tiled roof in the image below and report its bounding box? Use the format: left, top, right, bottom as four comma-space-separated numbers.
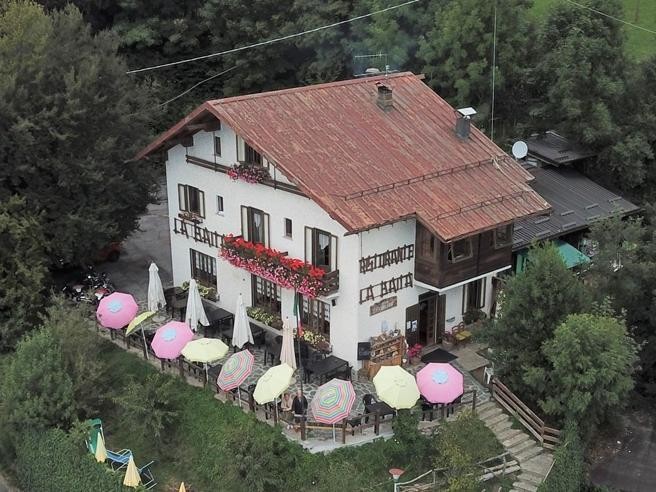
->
137, 73, 549, 241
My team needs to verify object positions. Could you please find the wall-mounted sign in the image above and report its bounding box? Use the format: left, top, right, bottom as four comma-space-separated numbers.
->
370, 296, 398, 316
360, 273, 413, 304
173, 217, 223, 248
360, 244, 415, 274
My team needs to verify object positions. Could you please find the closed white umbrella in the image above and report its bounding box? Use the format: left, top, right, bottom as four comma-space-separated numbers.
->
147, 263, 166, 312
185, 279, 209, 332
232, 293, 253, 349
279, 317, 297, 369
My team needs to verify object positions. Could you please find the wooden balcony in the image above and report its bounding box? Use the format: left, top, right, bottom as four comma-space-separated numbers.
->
319, 269, 339, 296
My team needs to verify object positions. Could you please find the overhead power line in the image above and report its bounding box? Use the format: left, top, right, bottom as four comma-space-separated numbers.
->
563, 0, 656, 35
156, 65, 239, 107
126, 0, 422, 74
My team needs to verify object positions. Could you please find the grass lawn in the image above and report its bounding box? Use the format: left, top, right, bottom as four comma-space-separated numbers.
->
531, 0, 656, 60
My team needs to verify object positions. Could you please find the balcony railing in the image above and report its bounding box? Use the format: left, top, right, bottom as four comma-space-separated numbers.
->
219, 235, 338, 298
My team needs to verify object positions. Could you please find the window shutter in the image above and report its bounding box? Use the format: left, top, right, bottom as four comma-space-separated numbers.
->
236, 135, 245, 162
264, 212, 270, 247
462, 284, 469, 314
198, 190, 205, 217
479, 279, 487, 309
305, 227, 313, 263
330, 235, 338, 271
241, 206, 249, 241
178, 184, 187, 211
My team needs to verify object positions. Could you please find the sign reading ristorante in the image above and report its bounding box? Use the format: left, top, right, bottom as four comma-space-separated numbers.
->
173, 217, 223, 248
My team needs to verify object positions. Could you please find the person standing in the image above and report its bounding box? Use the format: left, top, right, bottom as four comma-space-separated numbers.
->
292, 388, 308, 431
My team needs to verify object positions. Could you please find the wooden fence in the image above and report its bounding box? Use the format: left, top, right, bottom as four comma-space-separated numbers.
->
490, 377, 560, 449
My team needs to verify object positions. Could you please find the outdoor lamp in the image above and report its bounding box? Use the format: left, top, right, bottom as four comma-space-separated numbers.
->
389, 468, 405, 488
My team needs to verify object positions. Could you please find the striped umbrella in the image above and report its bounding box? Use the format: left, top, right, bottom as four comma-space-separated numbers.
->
217, 350, 254, 391
310, 378, 356, 425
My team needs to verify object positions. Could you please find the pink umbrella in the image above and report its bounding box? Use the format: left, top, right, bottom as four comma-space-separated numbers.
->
151, 321, 194, 359
96, 292, 138, 329
416, 363, 464, 404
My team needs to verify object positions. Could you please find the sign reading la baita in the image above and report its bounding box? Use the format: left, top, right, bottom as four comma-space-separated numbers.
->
360, 273, 413, 304
173, 217, 223, 248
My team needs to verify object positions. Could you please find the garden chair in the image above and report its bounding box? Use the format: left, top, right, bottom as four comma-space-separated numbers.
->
362, 394, 378, 423
107, 448, 133, 471
139, 460, 157, 490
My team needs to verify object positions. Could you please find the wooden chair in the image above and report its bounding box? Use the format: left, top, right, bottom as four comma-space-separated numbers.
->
447, 322, 472, 346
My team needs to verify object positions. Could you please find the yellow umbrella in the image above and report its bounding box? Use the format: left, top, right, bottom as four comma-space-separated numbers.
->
126, 311, 156, 335
94, 433, 107, 463
181, 338, 229, 363
373, 365, 420, 409
253, 363, 294, 404
179, 483, 187, 492
123, 455, 141, 488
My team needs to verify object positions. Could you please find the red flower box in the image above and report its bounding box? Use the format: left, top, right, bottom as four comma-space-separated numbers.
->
220, 235, 326, 298
227, 163, 270, 184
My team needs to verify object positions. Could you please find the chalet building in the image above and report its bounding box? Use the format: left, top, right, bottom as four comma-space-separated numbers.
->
137, 72, 549, 368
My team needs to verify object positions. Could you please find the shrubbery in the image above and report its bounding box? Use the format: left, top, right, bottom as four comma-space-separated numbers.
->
16, 429, 132, 492
537, 421, 585, 492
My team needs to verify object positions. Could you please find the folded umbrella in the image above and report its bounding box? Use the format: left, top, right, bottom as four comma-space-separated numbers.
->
148, 262, 167, 312
185, 279, 209, 332
123, 455, 141, 488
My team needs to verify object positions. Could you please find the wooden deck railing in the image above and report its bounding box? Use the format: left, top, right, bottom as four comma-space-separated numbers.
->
490, 377, 560, 449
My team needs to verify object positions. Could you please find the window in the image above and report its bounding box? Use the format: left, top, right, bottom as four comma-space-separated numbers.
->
493, 225, 512, 249
448, 238, 473, 263
416, 222, 438, 261
178, 184, 205, 217
249, 208, 265, 244
190, 249, 216, 288
463, 278, 486, 313
284, 218, 293, 238
252, 275, 281, 315
216, 195, 224, 214
245, 142, 262, 165
214, 136, 222, 156
299, 294, 330, 340
313, 229, 331, 271
241, 206, 269, 246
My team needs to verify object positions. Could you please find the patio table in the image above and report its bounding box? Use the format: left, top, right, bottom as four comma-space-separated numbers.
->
364, 401, 396, 419
304, 355, 349, 384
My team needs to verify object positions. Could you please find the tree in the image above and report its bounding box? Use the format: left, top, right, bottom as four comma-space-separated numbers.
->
112, 372, 179, 443
0, 196, 48, 351
485, 243, 589, 402
528, 0, 627, 148
526, 313, 637, 437
0, 1, 158, 266
587, 214, 656, 397
42, 299, 107, 417
0, 329, 75, 448
418, 0, 535, 136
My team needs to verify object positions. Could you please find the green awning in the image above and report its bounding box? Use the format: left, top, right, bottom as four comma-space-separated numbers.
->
516, 240, 590, 272
554, 240, 590, 269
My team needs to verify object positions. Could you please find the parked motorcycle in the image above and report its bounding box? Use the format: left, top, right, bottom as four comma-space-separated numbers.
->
62, 266, 115, 305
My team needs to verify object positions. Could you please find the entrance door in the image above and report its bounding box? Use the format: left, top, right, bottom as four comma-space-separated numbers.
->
417, 293, 445, 346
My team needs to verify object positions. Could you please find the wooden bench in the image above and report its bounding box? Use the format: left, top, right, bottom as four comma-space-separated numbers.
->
448, 322, 472, 346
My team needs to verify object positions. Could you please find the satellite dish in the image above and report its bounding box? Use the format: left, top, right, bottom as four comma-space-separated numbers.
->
512, 141, 528, 159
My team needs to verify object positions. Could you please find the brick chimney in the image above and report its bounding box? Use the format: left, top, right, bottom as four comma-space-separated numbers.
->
376, 83, 393, 111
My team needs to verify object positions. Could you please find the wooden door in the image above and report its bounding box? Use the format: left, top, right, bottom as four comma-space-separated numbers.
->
405, 304, 420, 347
437, 294, 446, 343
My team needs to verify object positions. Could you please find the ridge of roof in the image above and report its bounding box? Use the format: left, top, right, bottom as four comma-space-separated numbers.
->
208, 72, 416, 106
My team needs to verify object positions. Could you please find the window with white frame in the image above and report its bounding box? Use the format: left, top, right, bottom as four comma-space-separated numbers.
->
284, 218, 292, 238
299, 295, 330, 340
190, 249, 216, 288
216, 195, 224, 214
178, 184, 205, 217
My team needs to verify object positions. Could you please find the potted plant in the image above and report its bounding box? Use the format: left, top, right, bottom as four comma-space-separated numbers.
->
407, 343, 423, 364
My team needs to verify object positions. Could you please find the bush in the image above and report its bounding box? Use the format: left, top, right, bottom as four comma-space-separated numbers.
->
434, 411, 504, 492
0, 329, 74, 448
16, 429, 132, 492
537, 420, 585, 492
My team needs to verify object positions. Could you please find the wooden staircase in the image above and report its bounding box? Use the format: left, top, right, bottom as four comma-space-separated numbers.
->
476, 401, 555, 492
